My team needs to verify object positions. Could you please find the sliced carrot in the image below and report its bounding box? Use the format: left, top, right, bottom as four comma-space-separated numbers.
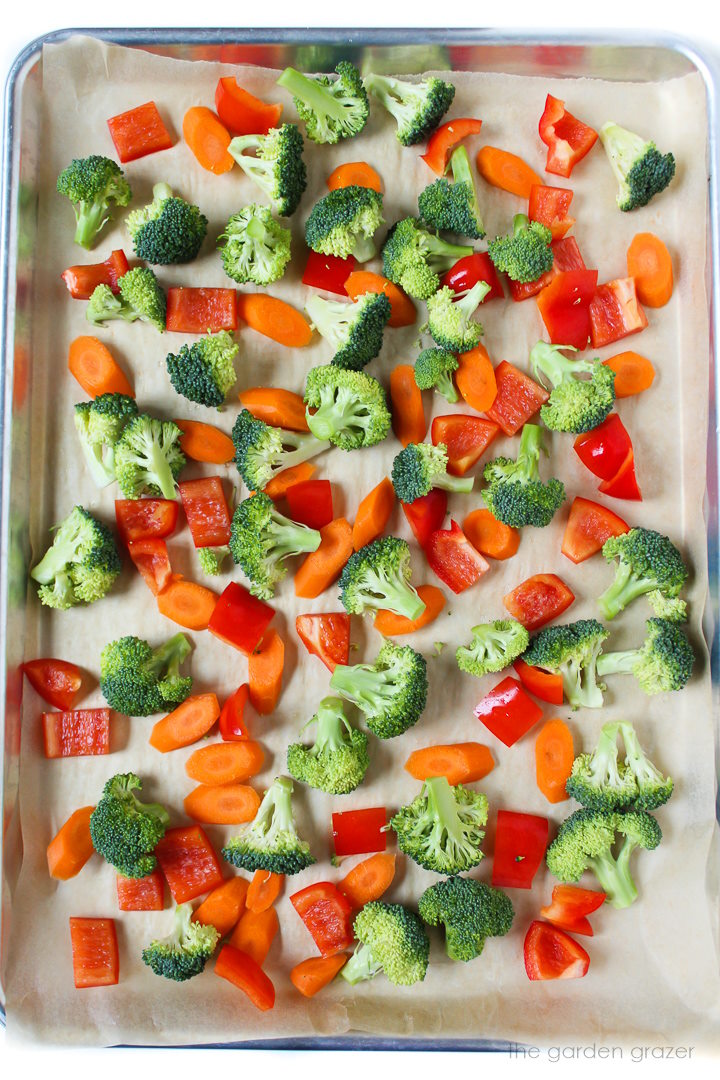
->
327, 161, 383, 192
405, 742, 495, 786
184, 783, 261, 825
535, 719, 574, 803
290, 954, 348, 997
215, 944, 275, 1010
229, 905, 279, 967
603, 351, 655, 398
264, 462, 316, 501
463, 508, 520, 561
193, 877, 249, 936
239, 387, 310, 432
373, 583, 445, 635
185, 740, 265, 785
248, 629, 284, 715
338, 853, 396, 909
344, 271, 416, 328
47, 806, 95, 880
455, 344, 497, 413
247, 870, 284, 913
157, 575, 218, 630
626, 232, 673, 308
476, 146, 542, 198
295, 517, 353, 599
352, 477, 395, 551
149, 693, 220, 753
390, 364, 426, 447
237, 293, 313, 347
175, 419, 235, 464
183, 106, 234, 174
68, 336, 134, 398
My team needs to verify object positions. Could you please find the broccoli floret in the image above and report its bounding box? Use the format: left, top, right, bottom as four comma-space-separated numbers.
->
617, 721, 674, 812
425, 281, 489, 353
565, 722, 638, 810
391, 441, 474, 502
30, 505, 121, 609
218, 205, 291, 286
341, 901, 429, 986
382, 217, 472, 300
125, 182, 207, 264
222, 775, 315, 875
482, 423, 566, 528
100, 632, 192, 716
599, 121, 676, 212
596, 617, 694, 695
87, 267, 167, 332
598, 528, 688, 622
306, 292, 391, 370
89, 772, 170, 878
277, 61, 369, 144
229, 491, 321, 599
390, 776, 488, 874
142, 903, 219, 981
530, 341, 616, 434
418, 145, 485, 239
228, 124, 307, 216
57, 155, 131, 249
286, 696, 369, 794
523, 619, 609, 710
338, 537, 426, 622
488, 213, 554, 283
114, 414, 185, 500
231, 409, 329, 492
456, 619, 530, 678
74, 393, 139, 487
364, 72, 455, 146
546, 807, 662, 909
197, 546, 230, 576
165, 331, 239, 408
305, 186, 384, 262
414, 348, 459, 403
304, 364, 390, 449
330, 639, 428, 739
418, 876, 514, 962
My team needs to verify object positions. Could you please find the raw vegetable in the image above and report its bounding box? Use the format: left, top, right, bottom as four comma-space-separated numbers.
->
341, 902, 429, 986
290, 881, 355, 956
149, 693, 220, 753
295, 612, 351, 670
491, 810, 549, 889
404, 743, 495, 786
535, 719, 574, 803
22, 658, 83, 710
455, 620, 529, 678
524, 921, 589, 981
142, 902, 219, 982
42, 709, 110, 758
126, 182, 207, 264
68, 336, 134, 398
426, 521, 490, 594
230, 491, 321, 600
222, 775, 315, 875
286, 696, 369, 794
248, 629, 285, 715
373, 584, 446, 635
155, 825, 225, 903
390, 776, 488, 874
57, 155, 131, 249
89, 773, 169, 878
332, 807, 387, 857
363, 73, 455, 146
69, 917, 119, 988
419, 876, 514, 962
47, 806, 95, 880
390, 364, 427, 447
99, 632, 192, 716
228, 124, 307, 216
108, 101, 173, 163
277, 62, 369, 144
473, 677, 543, 747
476, 146, 541, 197
330, 639, 428, 739
598, 121, 675, 211
538, 96, 598, 177
294, 518, 354, 599
182, 107, 234, 174
30, 505, 121, 610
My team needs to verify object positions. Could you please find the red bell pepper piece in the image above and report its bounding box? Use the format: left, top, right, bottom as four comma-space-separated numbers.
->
215, 944, 275, 1010
440, 252, 504, 301
431, 414, 499, 476
492, 810, 549, 889
508, 235, 587, 303
215, 77, 283, 136
401, 489, 447, 548
115, 498, 179, 544
107, 101, 173, 163
573, 413, 633, 481
219, 684, 251, 741
290, 881, 355, 957
484, 361, 549, 437
166, 287, 238, 334
302, 250, 357, 295
61, 250, 129, 300
421, 117, 483, 175
69, 917, 119, 988
285, 479, 334, 530
116, 869, 165, 912
512, 658, 563, 705
528, 184, 574, 240
598, 449, 642, 501
22, 658, 82, 710
426, 520, 490, 594
524, 920, 590, 980
208, 582, 274, 655
155, 825, 224, 904
332, 807, 387, 857
127, 538, 172, 595
474, 677, 543, 746
561, 496, 630, 563
43, 709, 110, 759
536, 268, 599, 349
538, 94, 598, 178
540, 884, 606, 937
178, 476, 232, 548
296, 612, 351, 671
589, 278, 648, 349
504, 573, 575, 631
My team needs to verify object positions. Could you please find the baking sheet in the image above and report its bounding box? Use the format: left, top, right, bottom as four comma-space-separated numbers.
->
4, 34, 720, 1047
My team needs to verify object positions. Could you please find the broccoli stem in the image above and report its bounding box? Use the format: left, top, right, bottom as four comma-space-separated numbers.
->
352, 233, 378, 263
584, 723, 625, 788
269, 515, 321, 557
517, 423, 543, 480
424, 775, 468, 852
619, 723, 666, 788
75, 199, 108, 249
252, 776, 295, 838
598, 563, 655, 620
596, 650, 638, 677
306, 392, 372, 442
436, 370, 459, 404
277, 67, 347, 123
433, 471, 474, 495
30, 522, 84, 584
530, 341, 585, 388
365, 566, 426, 620
308, 699, 351, 756
599, 123, 645, 188
148, 633, 192, 681
587, 849, 637, 909
330, 663, 395, 710
422, 232, 474, 271
341, 941, 383, 984
275, 431, 331, 476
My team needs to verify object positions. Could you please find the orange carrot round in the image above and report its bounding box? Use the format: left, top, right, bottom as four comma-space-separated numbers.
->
476, 146, 542, 198
248, 629, 284, 715
183, 106, 234, 174
174, 419, 235, 464
290, 954, 348, 997
193, 877, 249, 935
535, 719, 574, 803
237, 293, 313, 347
390, 364, 427, 447
626, 232, 673, 308
463, 508, 520, 561
47, 806, 95, 880
229, 906, 279, 967
327, 161, 383, 192
264, 462, 316, 500
247, 870, 284, 913
149, 693, 220, 753
185, 740, 265, 785
184, 783, 261, 824
603, 351, 655, 398
404, 742, 495, 786
239, 387, 310, 431
344, 271, 416, 328
294, 517, 353, 599
352, 477, 395, 551
157, 575, 218, 630
338, 853, 396, 909
68, 336, 134, 398
455, 344, 497, 413
373, 584, 445, 635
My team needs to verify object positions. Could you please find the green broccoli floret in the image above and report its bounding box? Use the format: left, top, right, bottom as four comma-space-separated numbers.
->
330, 639, 428, 739
305, 185, 384, 262
414, 348, 459, 403
165, 331, 238, 408
100, 632, 192, 716
30, 505, 121, 609
596, 617, 694, 695
57, 155, 131, 249
228, 124, 307, 217
86, 267, 167, 332
599, 121, 676, 211
197, 546, 230, 576
482, 423, 566, 528
306, 292, 391, 370
222, 775, 315, 875
229, 491, 321, 600
304, 364, 391, 449
364, 72, 455, 146
488, 213, 554, 283
617, 721, 674, 811
341, 901, 429, 986
338, 537, 426, 621
231, 409, 329, 492
530, 341, 616, 434
598, 528, 688, 622
425, 281, 489, 353
74, 393, 139, 487
142, 903, 219, 981
456, 619, 530, 678
114, 414, 185, 500
277, 61, 369, 144
125, 182, 207, 264
418, 145, 484, 239
390, 776, 488, 874
89, 772, 170, 878
523, 619, 609, 710
418, 876, 514, 962
382, 217, 472, 300
286, 696, 369, 794
565, 722, 638, 810
546, 807, 662, 909
218, 205, 291, 286
391, 441, 474, 502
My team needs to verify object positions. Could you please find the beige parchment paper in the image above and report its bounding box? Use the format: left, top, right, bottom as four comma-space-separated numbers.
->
5, 35, 720, 1048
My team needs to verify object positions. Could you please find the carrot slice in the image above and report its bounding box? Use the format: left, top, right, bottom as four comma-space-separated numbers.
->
247, 870, 284, 913
184, 784, 261, 824
327, 161, 383, 192
68, 336, 134, 398
248, 629, 284, 715
47, 806, 95, 880
455, 344, 497, 413
373, 584, 445, 635
476, 146, 542, 198
149, 693, 220, 753
183, 106, 234, 174
390, 364, 426, 447
175, 419, 235, 464
239, 387, 310, 431
193, 877, 249, 936
157, 575, 218, 630
229, 906, 279, 967
603, 351, 655, 398
295, 517, 353, 598
463, 508, 520, 561
404, 742, 495, 785
352, 477, 395, 551
185, 740, 265, 785
237, 293, 313, 347
344, 271, 416, 328
264, 462, 316, 501
338, 853, 396, 909
626, 232, 673, 308
215, 945, 275, 1010
291, 954, 348, 997
535, 719, 574, 803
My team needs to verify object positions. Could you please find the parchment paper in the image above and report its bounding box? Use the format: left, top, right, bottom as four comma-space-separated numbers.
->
5, 35, 719, 1048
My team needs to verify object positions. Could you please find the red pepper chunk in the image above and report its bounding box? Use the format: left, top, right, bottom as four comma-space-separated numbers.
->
166, 287, 238, 334
127, 538, 172, 595
474, 677, 543, 747
215, 77, 283, 136
492, 810, 549, 889
285, 479, 334, 530
296, 613, 351, 672
561, 496, 630, 563
441, 252, 504, 301
538, 94, 598, 178
332, 807, 387, 857
431, 414, 499, 476
43, 709, 110, 758
155, 825, 224, 904
508, 235, 587, 303
540, 884, 606, 937
208, 582, 274, 655
573, 413, 633, 481
61, 250, 129, 300
115, 498, 179, 543
69, 917, 119, 988
421, 117, 483, 175
524, 920, 590, 981
589, 278, 648, 349
484, 361, 549, 437
22, 658, 82, 710
116, 869, 165, 912
290, 881, 355, 957
178, 476, 232, 548
528, 184, 575, 240
513, 658, 563, 705
426, 520, 490, 594
107, 101, 173, 163
302, 250, 357, 295
219, 684, 251, 741
401, 489, 447, 549
536, 268, 599, 350
504, 573, 575, 631
598, 449, 642, 501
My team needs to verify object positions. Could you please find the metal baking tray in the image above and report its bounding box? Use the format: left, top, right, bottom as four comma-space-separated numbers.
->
1, 27, 719, 1050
